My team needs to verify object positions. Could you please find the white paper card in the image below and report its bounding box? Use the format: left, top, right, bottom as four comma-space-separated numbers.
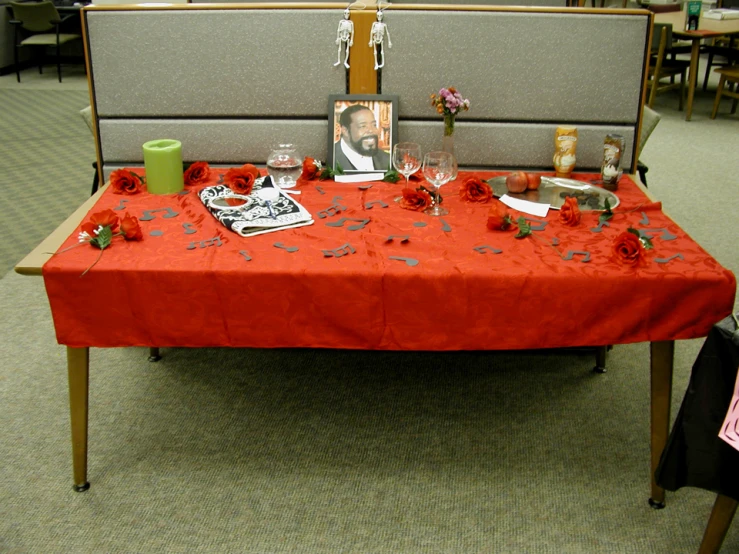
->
500, 194, 550, 218
334, 173, 386, 183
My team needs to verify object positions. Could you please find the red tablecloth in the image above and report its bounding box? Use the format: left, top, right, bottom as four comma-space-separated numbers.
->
42, 171, 736, 350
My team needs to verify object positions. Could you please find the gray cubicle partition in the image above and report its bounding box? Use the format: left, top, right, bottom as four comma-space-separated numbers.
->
84, 4, 651, 179
382, 8, 649, 169
86, 7, 344, 178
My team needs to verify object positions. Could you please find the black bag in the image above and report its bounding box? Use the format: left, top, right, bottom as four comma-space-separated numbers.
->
656, 314, 739, 501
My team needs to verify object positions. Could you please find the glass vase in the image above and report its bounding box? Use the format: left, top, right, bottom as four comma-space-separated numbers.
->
442, 114, 455, 157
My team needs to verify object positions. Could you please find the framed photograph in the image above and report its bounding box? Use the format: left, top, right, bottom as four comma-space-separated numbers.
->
327, 94, 399, 174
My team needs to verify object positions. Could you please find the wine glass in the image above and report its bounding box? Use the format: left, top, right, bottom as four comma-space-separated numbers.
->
392, 143, 421, 202
393, 142, 422, 188
422, 151, 455, 217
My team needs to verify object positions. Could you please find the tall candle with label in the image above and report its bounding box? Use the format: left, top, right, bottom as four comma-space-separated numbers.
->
142, 139, 184, 195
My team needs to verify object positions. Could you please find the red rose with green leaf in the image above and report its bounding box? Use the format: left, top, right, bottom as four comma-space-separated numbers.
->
301, 157, 321, 180
486, 199, 513, 231
83, 209, 119, 234
612, 230, 647, 266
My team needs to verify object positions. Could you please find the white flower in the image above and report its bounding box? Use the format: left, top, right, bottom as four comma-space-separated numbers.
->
78, 231, 91, 243
93, 225, 103, 236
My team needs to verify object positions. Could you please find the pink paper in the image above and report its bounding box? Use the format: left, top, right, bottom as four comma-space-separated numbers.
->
719, 371, 739, 452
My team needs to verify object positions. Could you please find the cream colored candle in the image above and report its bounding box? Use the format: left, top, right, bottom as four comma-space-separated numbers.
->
142, 139, 184, 195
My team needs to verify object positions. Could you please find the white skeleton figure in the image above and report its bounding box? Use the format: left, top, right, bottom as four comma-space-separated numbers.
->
368, 11, 392, 70
334, 8, 354, 69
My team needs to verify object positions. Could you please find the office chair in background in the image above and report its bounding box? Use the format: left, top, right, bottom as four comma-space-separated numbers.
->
9, 1, 81, 83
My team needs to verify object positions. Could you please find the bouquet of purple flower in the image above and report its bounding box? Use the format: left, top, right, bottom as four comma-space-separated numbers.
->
430, 87, 471, 136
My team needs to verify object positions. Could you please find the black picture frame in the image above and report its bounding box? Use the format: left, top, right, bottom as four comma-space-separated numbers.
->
327, 94, 399, 174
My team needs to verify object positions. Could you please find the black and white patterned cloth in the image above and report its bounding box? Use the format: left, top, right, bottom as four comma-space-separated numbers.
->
199, 176, 313, 237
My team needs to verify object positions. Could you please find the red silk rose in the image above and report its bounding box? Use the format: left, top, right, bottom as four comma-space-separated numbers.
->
559, 196, 581, 226
82, 209, 119, 235
225, 164, 260, 195
612, 231, 645, 266
399, 188, 432, 211
301, 157, 320, 180
486, 199, 513, 231
183, 161, 211, 187
459, 177, 492, 203
120, 213, 143, 241
110, 169, 144, 195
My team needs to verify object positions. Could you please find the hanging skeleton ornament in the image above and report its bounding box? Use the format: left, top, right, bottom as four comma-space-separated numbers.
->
334, 8, 354, 69
369, 10, 391, 70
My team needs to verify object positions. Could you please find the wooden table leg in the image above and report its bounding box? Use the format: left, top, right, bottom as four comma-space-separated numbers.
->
698, 494, 738, 554
649, 340, 674, 508
67, 346, 90, 492
685, 40, 701, 121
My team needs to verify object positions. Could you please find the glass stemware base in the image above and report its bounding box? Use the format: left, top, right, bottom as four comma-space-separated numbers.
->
393, 174, 414, 202
424, 203, 448, 216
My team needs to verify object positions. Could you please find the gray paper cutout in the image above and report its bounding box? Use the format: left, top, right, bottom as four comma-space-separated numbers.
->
140, 207, 179, 221
389, 256, 419, 267
239, 250, 252, 261
322, 243, 356, 257
187, 236, 222, 250
113, 199, 129, 211
273, 242, 299, 253
640, 228, 677, 241
439, 218, 452, 232
655, 253, 685, 264
591, 220, 610, 233
365, 200, 389, 209
524, 218, 548, 231
563, 250, 591, 263
317, 201, 348, 219
325, 217, 370, 231
473, 245, 502, 254
182, 223, 197, 235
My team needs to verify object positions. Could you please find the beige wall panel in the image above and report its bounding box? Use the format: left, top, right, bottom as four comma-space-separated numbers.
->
87, 10, 346, 117
400, 121, 635, 169
99, 119, 329, 164
384, 11, 648, 123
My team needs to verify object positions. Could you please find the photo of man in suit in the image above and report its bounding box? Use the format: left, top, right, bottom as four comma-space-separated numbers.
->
333, 103, 391, 172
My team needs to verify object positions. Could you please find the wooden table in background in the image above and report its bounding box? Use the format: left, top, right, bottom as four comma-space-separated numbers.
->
655, 10, 739, 121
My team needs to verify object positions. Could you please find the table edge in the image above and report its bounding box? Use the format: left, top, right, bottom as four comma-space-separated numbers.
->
15, 184, 109, 277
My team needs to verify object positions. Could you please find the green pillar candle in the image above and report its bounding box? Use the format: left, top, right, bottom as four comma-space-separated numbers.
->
142, 139, 184, 195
